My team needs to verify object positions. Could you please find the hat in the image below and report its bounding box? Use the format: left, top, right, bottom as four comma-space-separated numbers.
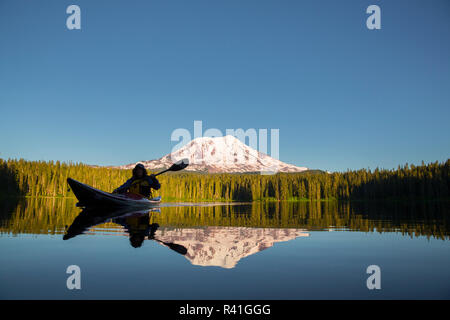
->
135, 163, 145, 170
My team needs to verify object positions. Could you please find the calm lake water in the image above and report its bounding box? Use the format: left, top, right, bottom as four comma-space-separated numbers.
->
0, 198, 449, 299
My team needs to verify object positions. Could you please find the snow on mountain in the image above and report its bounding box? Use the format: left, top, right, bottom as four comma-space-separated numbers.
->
116, 135, 308, 173
156, 227, 309, 269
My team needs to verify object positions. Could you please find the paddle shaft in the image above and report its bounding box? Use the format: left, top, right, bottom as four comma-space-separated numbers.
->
153, 159, 189, 177
154, 168, 170, 177
153, 238, 188, 255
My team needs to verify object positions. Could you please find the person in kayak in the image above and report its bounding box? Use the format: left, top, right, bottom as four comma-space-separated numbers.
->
113, 163, 161, 198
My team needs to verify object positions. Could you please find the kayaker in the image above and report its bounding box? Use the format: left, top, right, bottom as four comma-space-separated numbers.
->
113, 163, 161, 198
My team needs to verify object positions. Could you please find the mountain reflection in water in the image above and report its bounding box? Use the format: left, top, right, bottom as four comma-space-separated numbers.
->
60, 205, 308, 268
156, 227, 309, 268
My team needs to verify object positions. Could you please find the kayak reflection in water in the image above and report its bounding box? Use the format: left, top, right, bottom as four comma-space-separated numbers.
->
63, 208, 187, 255
113, 163, 160, 199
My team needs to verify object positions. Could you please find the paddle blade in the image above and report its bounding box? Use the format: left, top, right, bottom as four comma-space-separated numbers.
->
169, 158, 189, 172
164, 242, 188, 255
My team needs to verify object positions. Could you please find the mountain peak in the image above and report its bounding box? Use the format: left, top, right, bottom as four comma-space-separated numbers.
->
116, 135, 308, 173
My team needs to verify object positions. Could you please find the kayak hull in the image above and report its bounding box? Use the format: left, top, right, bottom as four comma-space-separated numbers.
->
67, 178, 161, 208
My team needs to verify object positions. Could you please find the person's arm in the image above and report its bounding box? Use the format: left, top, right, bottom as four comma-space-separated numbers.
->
114, 178, 133, 193
148, 174, 161, 190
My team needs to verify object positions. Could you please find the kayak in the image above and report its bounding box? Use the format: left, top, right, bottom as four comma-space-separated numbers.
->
67, 178, 161, 208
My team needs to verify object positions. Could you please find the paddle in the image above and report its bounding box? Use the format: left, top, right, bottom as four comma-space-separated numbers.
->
154, 158, 189, 176
153, 238, 188, 255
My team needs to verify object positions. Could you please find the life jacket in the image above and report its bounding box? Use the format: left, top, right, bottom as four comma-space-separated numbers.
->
129, 178, 152, 198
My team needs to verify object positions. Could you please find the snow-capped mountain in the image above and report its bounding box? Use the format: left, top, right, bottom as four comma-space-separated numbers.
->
155, 227, 309, 268
116, 135, 308, 173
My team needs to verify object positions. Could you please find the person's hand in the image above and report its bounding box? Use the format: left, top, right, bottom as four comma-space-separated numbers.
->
149, 174, 156, 179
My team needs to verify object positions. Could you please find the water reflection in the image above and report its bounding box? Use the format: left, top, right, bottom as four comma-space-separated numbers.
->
156, 227, 308, 268
63, 206, 188, 255
0, 198, 449, 241
63, 206, 157, 241
1, 198, 449, 298
63, 206, 309, 268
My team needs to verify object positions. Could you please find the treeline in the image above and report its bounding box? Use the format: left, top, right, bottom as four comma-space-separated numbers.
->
1, 197, 448, 240
0, 158, 449, 201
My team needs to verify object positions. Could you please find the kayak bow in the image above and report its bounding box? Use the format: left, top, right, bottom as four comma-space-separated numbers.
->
67, 178, 161, 208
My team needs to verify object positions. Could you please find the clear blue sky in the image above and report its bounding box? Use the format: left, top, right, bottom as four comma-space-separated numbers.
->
0, 0, 449, 172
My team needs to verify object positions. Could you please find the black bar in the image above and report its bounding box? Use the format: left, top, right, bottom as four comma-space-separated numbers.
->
1, 300, 448, 318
